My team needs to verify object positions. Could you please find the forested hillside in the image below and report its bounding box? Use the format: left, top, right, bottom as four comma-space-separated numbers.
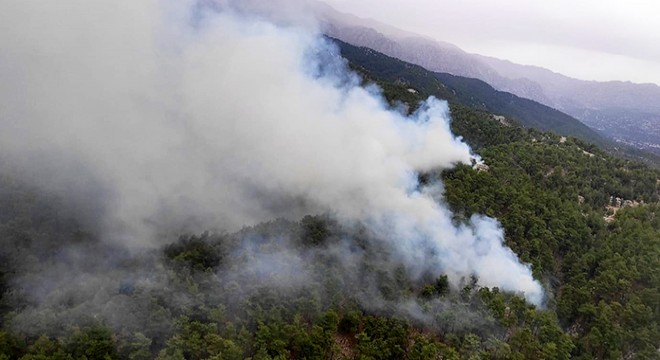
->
335, 38, 660, 167
1, 46, 659, 360
334, 39, 602, 144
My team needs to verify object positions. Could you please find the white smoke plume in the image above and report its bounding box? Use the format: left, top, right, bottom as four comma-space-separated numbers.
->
0, 1, 544, 305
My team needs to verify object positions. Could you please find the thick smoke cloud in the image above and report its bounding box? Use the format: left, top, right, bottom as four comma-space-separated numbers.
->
0, 1, 543, 305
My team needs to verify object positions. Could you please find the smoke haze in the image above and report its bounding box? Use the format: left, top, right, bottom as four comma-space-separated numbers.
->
0, 0, 543, 315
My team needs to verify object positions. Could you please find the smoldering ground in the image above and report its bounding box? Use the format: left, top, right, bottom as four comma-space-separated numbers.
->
0, 0, 543, 336
4, 216, 499, 341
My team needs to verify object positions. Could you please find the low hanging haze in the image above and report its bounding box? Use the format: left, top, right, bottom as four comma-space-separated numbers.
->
323, 0, 660, 85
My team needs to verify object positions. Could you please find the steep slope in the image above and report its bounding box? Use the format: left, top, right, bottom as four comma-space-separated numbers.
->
324, 23, 496, 81
335, 39, 604, 145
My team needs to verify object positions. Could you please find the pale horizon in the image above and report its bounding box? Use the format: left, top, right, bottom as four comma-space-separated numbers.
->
323, 0, 660, 86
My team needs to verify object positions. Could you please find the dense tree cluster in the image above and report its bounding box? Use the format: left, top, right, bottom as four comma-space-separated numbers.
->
443, 109, 660, 359
1, 49, 659, 359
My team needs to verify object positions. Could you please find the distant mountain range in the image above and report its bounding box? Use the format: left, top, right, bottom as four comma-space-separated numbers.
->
316, 2, 660, 154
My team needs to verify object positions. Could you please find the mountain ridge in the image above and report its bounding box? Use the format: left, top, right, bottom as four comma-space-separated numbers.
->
334, 38, 604, 145
334, 38, 660, 166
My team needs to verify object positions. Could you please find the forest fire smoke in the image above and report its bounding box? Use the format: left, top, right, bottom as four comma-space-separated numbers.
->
0, 0, 544, 311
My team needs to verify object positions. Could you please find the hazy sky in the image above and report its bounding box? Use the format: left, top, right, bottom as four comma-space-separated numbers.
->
323, 0, 660, 85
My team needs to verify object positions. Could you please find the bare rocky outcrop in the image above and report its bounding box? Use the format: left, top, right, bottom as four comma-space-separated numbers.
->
604, 196, 641, 222
492, 114, 511, 127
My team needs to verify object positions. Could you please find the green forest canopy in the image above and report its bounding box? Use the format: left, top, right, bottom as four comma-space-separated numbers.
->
0, 51, 659, 360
